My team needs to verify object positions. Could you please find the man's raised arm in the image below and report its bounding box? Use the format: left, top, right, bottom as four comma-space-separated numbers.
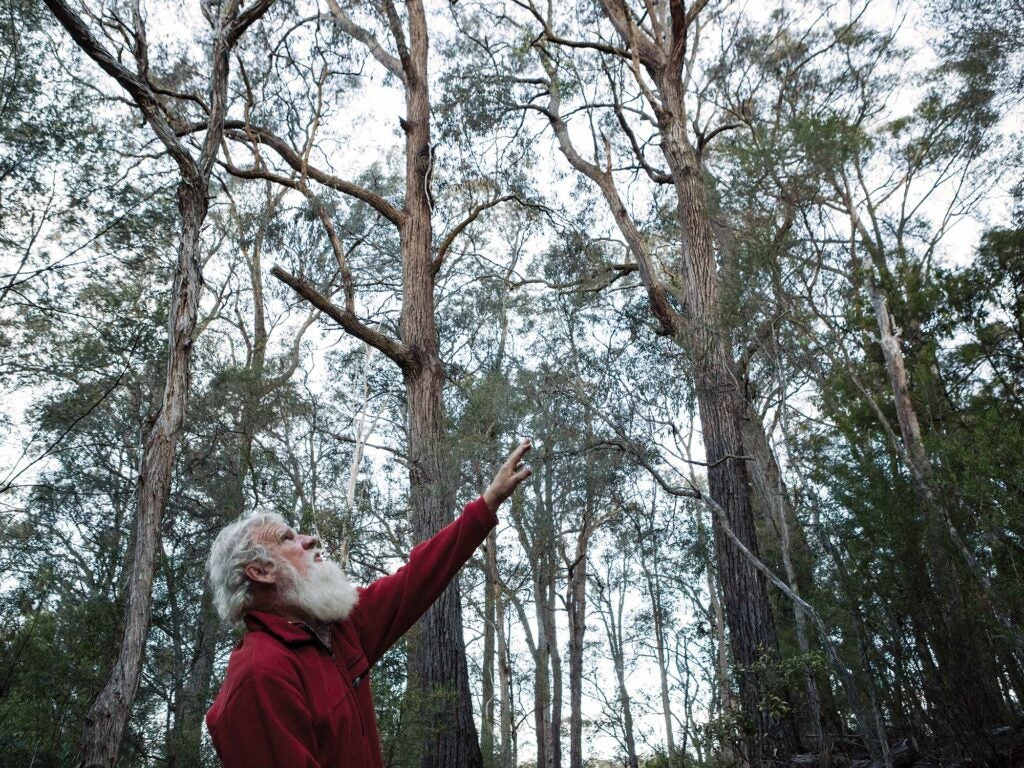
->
351, 439, 532, 664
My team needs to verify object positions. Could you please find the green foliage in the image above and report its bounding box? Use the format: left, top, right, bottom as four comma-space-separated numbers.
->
0, 599, 126, 766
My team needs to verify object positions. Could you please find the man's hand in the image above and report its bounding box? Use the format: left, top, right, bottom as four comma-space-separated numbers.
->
483, 439, 533, 512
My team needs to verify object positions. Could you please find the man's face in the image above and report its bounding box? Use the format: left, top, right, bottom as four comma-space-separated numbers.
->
246, 519, 359, 623
252, 522, 323, 578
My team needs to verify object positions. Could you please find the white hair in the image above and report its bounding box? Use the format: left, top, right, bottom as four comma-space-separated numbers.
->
207, 512, 287, 627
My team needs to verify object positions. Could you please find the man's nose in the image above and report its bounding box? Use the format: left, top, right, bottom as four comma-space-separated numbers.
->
301, 534, 319, 550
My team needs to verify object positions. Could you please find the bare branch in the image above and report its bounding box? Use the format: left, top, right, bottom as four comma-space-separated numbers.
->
510, 0, 631, 59
537, 66, 680, 335
323, 0, 406, 82
508, 262, 639, 294
270, 266, 419, 373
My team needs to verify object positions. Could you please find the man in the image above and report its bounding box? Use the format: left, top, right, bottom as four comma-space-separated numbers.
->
205, 439, 532, 768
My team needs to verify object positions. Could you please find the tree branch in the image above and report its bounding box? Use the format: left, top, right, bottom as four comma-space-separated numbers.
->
323, 0, 406, 83
270, 266, 419, 373
380, 0, 413, 80
42, 0, 197, 179
599, 0, 664, 72
219, 158, 359, 310
226, 0, 276, 46
537, 66, 680, 335
222, 124, 404, 225
609, 77, 672, 183
696, 121, 740, 153
433, 195, 518, 276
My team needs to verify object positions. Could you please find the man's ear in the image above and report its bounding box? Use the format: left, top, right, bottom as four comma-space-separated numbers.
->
245, 560, 277, 585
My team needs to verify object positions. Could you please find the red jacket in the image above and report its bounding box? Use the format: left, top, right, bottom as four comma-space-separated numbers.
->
206, 497, 497, 768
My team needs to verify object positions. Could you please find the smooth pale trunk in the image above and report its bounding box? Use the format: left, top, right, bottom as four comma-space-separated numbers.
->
862, 266, 1009, 754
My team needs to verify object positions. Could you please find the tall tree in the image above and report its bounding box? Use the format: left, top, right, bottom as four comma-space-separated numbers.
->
468, 1, 803, 759
40, 0, 275, 762
215, 2, 530, 763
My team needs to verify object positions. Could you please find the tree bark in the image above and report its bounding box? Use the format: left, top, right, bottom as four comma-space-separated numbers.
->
167, 583, 220, 768
495, 562, 514, 768
637, 514, 677, 759
40, 2, 275, 763
741, 408, 828, 751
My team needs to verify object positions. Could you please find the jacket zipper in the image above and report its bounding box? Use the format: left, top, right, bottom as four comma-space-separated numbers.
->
300, 622, 367, 737
330, 648, 366, 736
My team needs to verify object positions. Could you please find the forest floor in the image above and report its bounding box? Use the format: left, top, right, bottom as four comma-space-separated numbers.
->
788, 723, 1024, 768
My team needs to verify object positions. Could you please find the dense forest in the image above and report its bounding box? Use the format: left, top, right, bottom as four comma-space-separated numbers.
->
1, 0, 1022, 766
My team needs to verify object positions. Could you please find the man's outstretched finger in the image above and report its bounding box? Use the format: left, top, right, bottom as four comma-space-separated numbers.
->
506, 439, 532, 467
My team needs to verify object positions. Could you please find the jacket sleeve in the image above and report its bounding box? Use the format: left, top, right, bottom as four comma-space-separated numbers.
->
351, 496, 498, 665
208, 670, 320, 768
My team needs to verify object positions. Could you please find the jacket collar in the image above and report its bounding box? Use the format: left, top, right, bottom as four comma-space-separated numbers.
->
244, 610, 320, 646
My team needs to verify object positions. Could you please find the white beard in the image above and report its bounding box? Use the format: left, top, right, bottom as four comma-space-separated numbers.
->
276, 557, 359, 623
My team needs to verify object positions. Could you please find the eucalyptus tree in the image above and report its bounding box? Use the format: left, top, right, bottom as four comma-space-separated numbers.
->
39, 0, 276, 762
154, 179, 326, 767
451, 0, 823, 759
210, 1, 540, 763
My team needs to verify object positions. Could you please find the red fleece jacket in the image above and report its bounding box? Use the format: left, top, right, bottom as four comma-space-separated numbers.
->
205, 496, 498, 768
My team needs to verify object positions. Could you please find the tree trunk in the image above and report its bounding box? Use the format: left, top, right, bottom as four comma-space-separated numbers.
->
541, 456, 562, 768
400, 7, 482, 765
531, 522, 551, 768
539, 8, 798, 757
80, 181, 207, 768
642, 538, 677, 759
671, 91, 795, 753
566, 517, 589, 768
42, 1, 273, 762
700, 510, 733, 722
482, 528, 497, 766
167, 194, 279, 768
495, 565, 514, 768
546, 577, 563, 768
657, 105, 797, 759
167, 583, 220, 768
599, 572, 638, 768
743, 411, 826, 752
742, 390, 844, 746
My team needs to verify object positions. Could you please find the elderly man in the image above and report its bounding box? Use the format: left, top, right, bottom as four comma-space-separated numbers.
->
205, 439, 532, 768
